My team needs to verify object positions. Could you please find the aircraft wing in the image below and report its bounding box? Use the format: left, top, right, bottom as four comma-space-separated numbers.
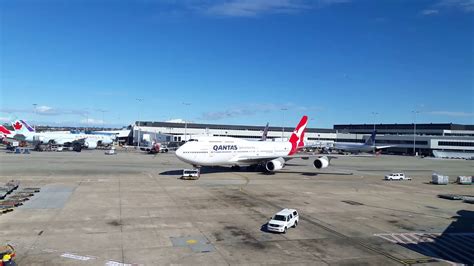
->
375, 145, 392, 149
232, 153, 371, 164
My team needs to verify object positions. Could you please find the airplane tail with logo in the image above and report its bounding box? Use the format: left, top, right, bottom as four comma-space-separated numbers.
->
260, 122, 269, 141
288, 115, 308, 155
365, 130, 376, 146
11, 120, 35, 135
0, 125, 13, 138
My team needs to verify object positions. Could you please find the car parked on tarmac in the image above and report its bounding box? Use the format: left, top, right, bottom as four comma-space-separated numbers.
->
385, 173, 411, 181
266, 209, 299, 233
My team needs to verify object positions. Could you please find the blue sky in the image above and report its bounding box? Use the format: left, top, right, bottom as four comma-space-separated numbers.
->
0, 0, 473, 128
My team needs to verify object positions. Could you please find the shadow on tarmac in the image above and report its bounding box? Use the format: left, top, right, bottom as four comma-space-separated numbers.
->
399, 210, 474, 264
259, 223, 282, 234
159, 166, 263, 176
281, 171, 353, 176
159, 167, 353, 176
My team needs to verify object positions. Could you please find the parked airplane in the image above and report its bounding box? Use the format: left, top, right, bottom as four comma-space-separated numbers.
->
175, 116, 338, 172
10, 120, 115, 149
333, 130, 391, 153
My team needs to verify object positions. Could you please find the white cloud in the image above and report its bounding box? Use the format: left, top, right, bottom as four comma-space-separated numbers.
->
35, 105, 54, 113
195, 0, 351, 17
204, 0, 308, 17
1, 106, 88, 116
200, 103, 319, 120
80, 118, 105, 125
426, 111, 474, 117
432, 0, 474, 12
421, 9, 439, 15
166, 118, 186, 123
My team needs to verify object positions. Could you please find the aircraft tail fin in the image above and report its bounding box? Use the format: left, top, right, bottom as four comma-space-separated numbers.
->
20, 120, 35, 132
260, 122, 269, 141
0, 125, 12, 136
11, 120, 35, 134
288, 115, 308, 155
365, 130, 376, 145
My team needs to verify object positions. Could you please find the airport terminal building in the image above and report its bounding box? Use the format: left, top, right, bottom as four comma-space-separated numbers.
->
133, 121, 474, 158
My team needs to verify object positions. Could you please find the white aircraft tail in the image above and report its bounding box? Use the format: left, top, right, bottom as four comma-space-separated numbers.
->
11, 120, 35, 134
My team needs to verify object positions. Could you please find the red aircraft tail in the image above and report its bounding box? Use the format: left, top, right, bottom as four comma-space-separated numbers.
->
288, 115, 308, 155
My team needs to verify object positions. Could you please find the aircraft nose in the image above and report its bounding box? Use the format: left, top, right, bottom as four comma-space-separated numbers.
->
175, 146, 184, 159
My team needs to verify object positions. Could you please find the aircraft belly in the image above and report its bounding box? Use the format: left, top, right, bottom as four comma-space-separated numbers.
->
200, 152, 236, 166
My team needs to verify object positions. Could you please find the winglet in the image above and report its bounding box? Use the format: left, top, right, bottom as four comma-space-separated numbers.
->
288, 115, 308, 155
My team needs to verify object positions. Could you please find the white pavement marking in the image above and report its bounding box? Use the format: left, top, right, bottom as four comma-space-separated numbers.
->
105, 261, 133, 266
60, 253, 94, 261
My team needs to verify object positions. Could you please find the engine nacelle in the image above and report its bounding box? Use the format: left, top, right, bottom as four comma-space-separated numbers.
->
313, 156, 329, 169
84, 140, 98, 149
265, 158, 285, 172
33, 136, 45, 143
99, 136, 114, 146
101, 138, 113, 145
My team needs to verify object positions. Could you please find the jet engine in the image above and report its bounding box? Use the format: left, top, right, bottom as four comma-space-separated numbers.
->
265, 158, 285, 172
84, 140, 98, 149
101, 137, 114, 145
313, 156, 329, 169
33, 135, 45, 143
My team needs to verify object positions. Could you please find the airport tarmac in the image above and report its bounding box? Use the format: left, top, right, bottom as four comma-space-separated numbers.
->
0, 150, 473, 265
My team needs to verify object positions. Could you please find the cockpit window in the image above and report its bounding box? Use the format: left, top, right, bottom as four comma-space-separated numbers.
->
188, 139, 198, 142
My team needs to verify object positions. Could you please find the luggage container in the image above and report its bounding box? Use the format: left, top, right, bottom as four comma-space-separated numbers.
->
432, 173, 449, 185
457, 176, 472, 185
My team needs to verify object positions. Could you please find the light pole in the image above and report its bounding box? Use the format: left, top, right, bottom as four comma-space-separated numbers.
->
99, 109, 107, 129
182, 103, 191, 142
281, 108, 287, 141
136, 98, 143, 148
32, 103, 37, 130
371, 112, 378, 153
84, 108, 90, 132
412, 110, 420, 156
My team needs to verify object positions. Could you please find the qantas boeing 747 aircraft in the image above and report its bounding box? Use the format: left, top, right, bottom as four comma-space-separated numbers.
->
175, 116, 342, 172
